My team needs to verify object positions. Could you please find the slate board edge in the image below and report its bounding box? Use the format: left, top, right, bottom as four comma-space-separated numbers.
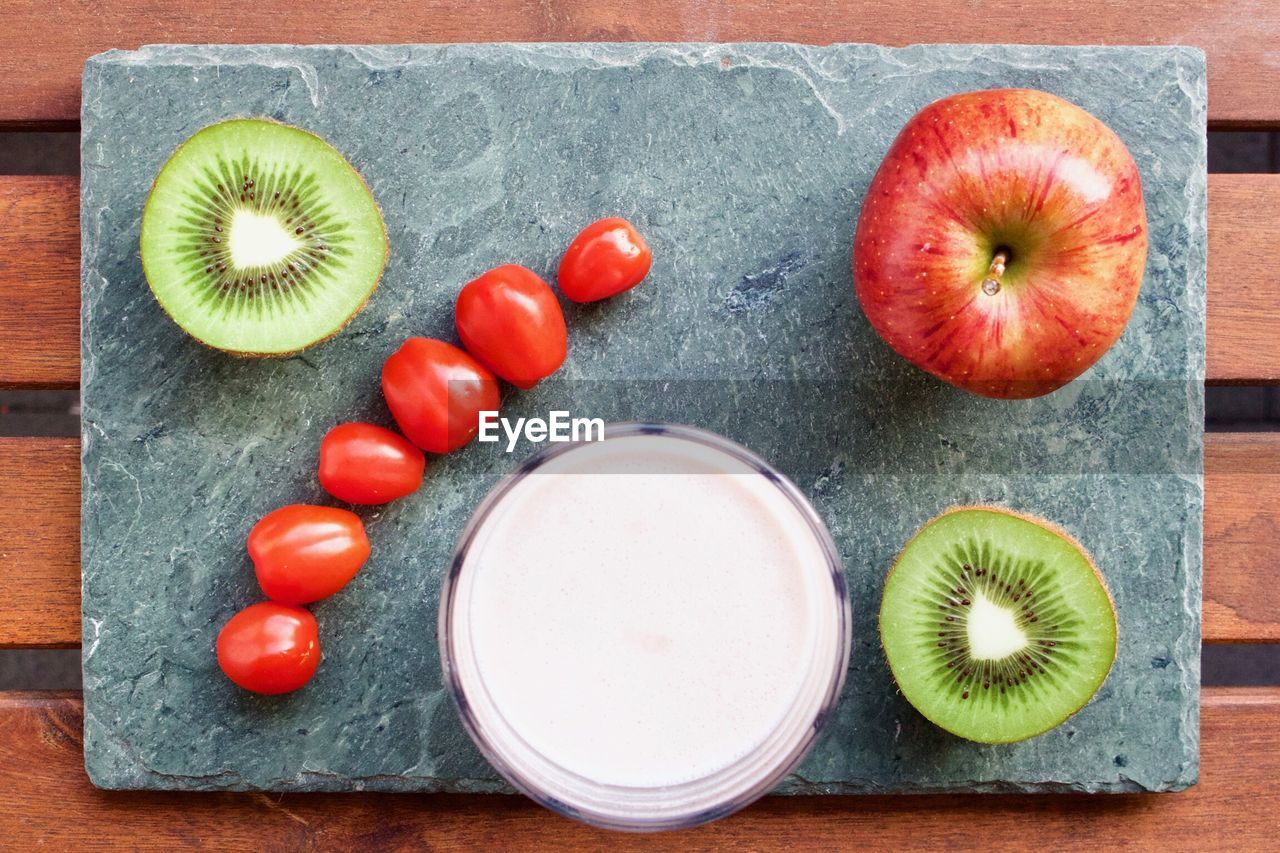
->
79, 43, 1207, 795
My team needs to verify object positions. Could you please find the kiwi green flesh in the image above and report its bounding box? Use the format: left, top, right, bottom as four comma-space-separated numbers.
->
879, 507, 1117, 743
140, 119, 387, 355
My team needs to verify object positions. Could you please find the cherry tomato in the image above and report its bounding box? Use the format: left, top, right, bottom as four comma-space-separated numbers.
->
455, 264, 568, 389
216, 602, 320, 694
557, 217, 652, 302
382, 338, 501, 453
319, 422, 425, 505
249, 505, 370, 605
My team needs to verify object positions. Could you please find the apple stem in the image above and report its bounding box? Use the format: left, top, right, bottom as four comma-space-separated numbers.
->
981, 250, 1009, 296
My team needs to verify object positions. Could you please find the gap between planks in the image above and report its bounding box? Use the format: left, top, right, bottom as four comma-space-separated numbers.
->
1, 174, 1279, 388
0, 432, 1277, 648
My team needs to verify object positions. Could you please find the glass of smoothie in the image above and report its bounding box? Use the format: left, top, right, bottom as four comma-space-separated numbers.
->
439, 423, 851, 831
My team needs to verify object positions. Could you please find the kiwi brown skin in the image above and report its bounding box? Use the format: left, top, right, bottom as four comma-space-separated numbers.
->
879, 505, 1118, 743
139, 117, 390, 358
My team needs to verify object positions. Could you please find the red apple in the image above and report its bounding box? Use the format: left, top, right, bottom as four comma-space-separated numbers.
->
853, 89, 1147, 399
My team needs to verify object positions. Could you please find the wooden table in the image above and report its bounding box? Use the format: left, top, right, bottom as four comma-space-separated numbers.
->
2, 2, 1278, 847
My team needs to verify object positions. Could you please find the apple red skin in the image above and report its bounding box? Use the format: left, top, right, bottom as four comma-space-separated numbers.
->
853, 89, 1148, 399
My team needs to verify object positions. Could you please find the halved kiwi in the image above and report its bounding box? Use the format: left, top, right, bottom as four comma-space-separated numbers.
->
879, 506, 1117, 743
140, 119, 388, 355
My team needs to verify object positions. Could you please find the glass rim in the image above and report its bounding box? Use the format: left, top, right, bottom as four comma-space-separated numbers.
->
438, 422, 852, 832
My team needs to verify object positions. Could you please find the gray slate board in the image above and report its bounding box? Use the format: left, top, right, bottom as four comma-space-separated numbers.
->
81, 43, 1206, 793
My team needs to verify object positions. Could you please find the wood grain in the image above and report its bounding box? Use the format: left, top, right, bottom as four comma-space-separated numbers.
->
2, 432, 1277, 648
0, 177, 79, 389
1203, 432, 1280, 642
2, 174, 1279, 388
0, 438, 80, 648
0, 688, 1270, 848
1, 1, 1279, 127
1207, 175, 1280, 384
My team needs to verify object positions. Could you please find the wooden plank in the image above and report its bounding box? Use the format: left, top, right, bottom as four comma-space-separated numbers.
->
1, 1, 1279, 127
2, 432, 1277, 648
0, 177, 79, 389
1207, 175, 1280, 384
1203, 432, 1280, 642
0, 438, 79, 648
0, 687, 1271, 847
2, 174, 1280, 387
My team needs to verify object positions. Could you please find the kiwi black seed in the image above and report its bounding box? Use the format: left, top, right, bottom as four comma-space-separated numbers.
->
879, 506, 1117, 743
140, 119, 387, 355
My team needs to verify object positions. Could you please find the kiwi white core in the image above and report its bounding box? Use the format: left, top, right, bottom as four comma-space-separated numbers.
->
966, 591, 1028, 660
228, 208, 303, 268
